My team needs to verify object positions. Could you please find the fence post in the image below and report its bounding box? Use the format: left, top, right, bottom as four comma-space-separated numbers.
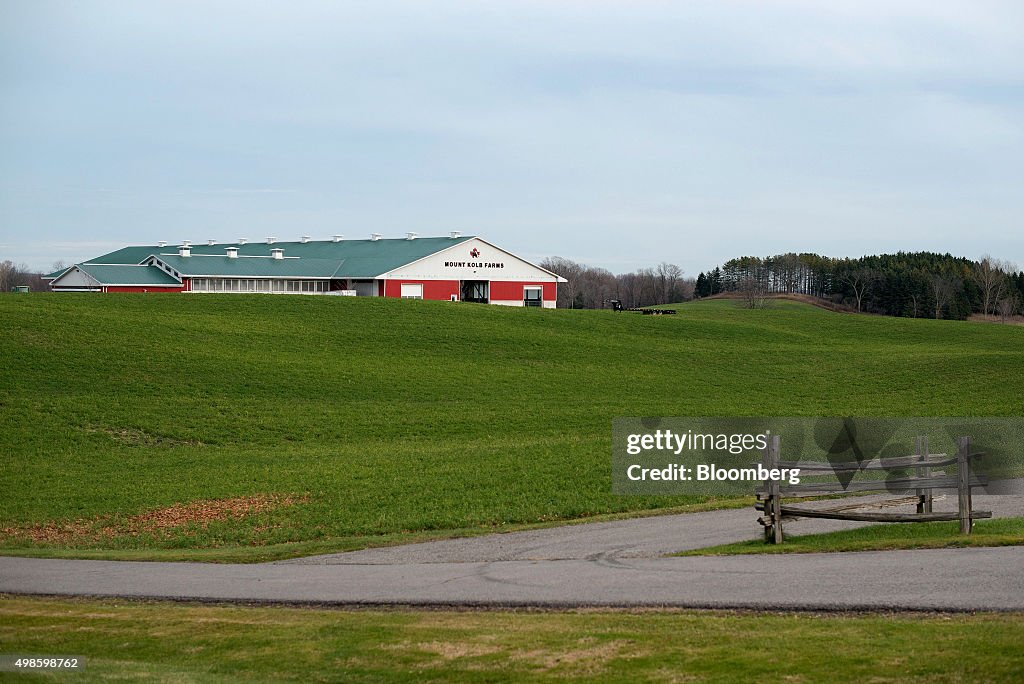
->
769, 434, 783, 544
915, 435, 932, 514
761, 440, 771, 542
957, 436, 972, 535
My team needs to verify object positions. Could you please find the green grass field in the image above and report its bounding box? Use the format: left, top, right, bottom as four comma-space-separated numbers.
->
680, 516, 1024, 556
2, 596, 1023, 682
2, 294, 1022, 560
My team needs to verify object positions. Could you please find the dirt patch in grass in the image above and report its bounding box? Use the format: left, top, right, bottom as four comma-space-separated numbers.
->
389, 637, 638, 675
0, 494, 308, 544
512, 638, 640, 673
410, 641, 504, 660
86, 425, 204, 448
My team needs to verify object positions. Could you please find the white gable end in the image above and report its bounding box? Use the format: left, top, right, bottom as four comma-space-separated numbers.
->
382, 238, 565, 282
52, 267, 101, 288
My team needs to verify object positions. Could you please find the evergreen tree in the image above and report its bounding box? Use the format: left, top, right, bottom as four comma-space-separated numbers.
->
710, 267, 723, 295
695, 272, 710, 298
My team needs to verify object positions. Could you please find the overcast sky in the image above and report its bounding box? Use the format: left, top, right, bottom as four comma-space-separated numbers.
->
1, 1, 1022, 274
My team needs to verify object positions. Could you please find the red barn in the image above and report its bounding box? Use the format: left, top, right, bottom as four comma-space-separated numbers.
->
46, 234, 566, 307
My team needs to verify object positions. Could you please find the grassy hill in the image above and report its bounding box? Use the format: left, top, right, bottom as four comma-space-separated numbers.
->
1, 295, 1021, 560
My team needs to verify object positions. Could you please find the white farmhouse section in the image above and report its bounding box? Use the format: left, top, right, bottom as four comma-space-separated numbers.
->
382, 238, 554, 281
382, 238, 565, 308
50, 267, 100, 289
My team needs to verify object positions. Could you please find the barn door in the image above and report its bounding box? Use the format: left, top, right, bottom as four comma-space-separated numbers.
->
460, 280, 489, 303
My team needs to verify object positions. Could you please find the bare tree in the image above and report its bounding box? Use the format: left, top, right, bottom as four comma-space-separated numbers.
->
931, 274, 961, 319
539, 256, 584, 309
676, 277, 696, 302
974, 255, 1013, 316
655, 262, 684, 305
737, 276, 770, 309
577, 266, 617, 309
538, 256, 695, 310
0, 260, 40, 292
997, 293, 1019, 323
840, 268, 877, 313
618, 272, 642, 309
635, 267, 657, 307
0, 261, 15, 291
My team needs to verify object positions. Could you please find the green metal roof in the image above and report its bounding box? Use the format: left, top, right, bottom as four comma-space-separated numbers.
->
74, 264, 182, 286
153, 255, 346, 278
84, 246, 165, 265
86, 236, 475, 278
43, 266, 72, 279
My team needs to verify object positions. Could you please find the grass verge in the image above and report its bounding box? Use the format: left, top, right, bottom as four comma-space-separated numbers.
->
678, 516, 1024, 556
1, 595, 1023, 682
0, 498, 751, 563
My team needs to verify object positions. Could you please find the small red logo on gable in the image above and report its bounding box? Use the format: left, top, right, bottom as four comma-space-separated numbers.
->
470, 248, 480, 258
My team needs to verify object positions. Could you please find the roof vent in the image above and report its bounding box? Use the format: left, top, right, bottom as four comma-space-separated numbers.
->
370, 233, 383, 241
449, 231, 461, 239
406, 232, 418, 240
267, 236, 277, 244
271, 248, 284, 260
332, 234, 344, 242
226, 247, 239, 259
178, 245, 191, 257
183, 240, 192, 247
158, 240, 168, 247
207, 239, 216, 246
300, 235, 311, 243
238, 238, 248, 245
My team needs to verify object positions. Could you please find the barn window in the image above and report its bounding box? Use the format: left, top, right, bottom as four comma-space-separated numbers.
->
524, 287, 542, 307
400, 283, 423, 299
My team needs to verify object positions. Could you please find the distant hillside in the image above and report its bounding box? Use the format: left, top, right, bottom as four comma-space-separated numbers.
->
696, 251, 1024, 320
704, 291, 858, 313
1, 295, 1022, 560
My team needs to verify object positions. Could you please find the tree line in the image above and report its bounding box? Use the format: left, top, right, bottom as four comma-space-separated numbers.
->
694, 252, 1024, 320
7, 251, 1022, 322
0, 261, 60, 293
536, 250, 1023, 320
538, 257, 694, 309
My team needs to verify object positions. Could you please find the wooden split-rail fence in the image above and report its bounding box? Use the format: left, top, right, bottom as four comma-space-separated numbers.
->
756, 435, 990, 543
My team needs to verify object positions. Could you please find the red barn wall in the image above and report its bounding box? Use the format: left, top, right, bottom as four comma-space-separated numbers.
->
383, 279, 460, 300
489, 281, 557, 302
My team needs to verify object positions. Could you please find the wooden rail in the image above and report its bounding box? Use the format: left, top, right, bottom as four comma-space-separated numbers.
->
774, 454, 958, 471
756, 475, 986, 495
757, 435, 990, 543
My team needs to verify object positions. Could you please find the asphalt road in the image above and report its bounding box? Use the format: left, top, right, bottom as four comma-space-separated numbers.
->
2, 492, 1022, 611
